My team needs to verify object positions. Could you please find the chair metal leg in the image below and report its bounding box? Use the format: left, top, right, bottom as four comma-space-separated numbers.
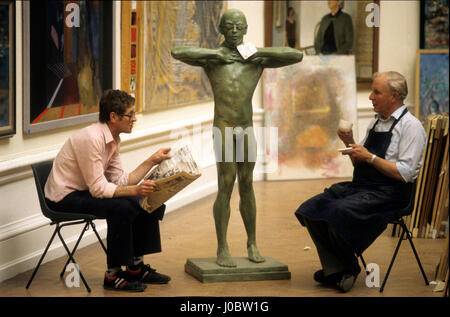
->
403, 223, 429, 285
26, 226, 59, 289
91, 221, 107, 253
60, 222, 89, 278
60, 221, 107, 278
359, 254, 368, 275
379, 227, 405, 292
56, 229, 91, 292
391, 223, 397, 237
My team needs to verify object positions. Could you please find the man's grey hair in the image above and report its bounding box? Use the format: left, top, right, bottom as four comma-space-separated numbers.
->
373, 71, 408, 101
339, 0, 345, 9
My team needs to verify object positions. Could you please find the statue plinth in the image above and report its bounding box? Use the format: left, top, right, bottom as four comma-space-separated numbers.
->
185, 257, 291, 283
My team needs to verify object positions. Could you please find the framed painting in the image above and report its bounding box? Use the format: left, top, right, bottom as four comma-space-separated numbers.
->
0, 0, 15, 138
264, 0, 379, 89
143, 1, 226, 112
263, 55, 357, 180
22, 1, 113, 134
414, 50, 449, 122
121, 1, 144, 113
420, 0, 449, 49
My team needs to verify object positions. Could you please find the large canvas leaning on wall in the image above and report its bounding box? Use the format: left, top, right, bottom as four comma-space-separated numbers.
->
143, 1, 225, 111
22, 1, 113, 134
263, 55, 357, 180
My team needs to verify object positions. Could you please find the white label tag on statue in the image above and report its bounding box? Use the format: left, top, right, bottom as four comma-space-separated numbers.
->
237, 42, 257, 60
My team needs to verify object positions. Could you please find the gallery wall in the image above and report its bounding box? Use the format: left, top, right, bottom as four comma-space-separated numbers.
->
0, 1, 422, 283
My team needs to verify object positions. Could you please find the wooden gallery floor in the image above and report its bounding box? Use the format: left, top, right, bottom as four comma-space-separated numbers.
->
0, 179, 446, 298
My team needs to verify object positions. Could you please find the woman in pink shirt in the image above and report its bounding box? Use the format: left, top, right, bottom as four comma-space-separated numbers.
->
45, 90, 171, 292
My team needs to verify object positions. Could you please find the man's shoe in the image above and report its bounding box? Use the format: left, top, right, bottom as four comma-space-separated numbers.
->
103, 270, 146, 292
337, 272, 358, 293
313, 270, 327, 283
313, 270, 340, 285
127, 263, 171, 284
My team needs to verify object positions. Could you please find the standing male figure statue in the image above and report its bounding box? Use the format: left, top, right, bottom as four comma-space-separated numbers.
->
172, 9, 303, 267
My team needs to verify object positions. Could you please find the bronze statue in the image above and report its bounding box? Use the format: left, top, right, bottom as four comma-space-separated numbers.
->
172, 9, 303, 267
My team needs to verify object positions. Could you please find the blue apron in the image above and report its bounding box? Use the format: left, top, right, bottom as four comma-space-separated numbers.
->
295, 109, 410, 255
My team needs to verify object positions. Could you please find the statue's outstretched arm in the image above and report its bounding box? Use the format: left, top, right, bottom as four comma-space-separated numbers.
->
252, 47, 303, 68
171, 47, 217, 67
171, 46, 240, 66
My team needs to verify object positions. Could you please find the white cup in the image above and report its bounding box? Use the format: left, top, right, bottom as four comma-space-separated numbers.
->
338, 119, 353, 132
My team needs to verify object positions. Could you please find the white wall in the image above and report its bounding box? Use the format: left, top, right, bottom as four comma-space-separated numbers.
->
356, 1, 420, 143
0, 0, 422, 284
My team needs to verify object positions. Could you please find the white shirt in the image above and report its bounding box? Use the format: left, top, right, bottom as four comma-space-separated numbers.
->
360, 105, 427, 183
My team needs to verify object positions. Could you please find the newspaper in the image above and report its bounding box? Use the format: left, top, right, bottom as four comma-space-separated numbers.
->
140, 145, 201, 213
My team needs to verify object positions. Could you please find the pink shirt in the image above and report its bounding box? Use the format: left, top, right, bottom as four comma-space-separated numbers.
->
45, 122, 129, 202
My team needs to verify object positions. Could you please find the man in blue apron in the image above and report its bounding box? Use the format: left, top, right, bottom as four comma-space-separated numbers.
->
295, 71, 427, 292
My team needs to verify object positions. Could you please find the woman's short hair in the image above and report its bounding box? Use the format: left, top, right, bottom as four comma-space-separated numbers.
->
99, 89, 135, 123
373, 71, 408, 101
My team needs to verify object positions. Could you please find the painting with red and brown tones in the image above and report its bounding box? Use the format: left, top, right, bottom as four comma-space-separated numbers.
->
263, 55, 357, 180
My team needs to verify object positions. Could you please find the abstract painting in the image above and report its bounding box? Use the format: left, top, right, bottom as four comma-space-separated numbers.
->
263, 55, 357, 180
22, 1, 113, 134
0, 0, 15, 138
415, 50, 449, 122
421, 0, 449, 49
143, 1, 225, 111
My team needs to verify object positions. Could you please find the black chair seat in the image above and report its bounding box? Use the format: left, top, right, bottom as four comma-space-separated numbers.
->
43, 199, 98, 222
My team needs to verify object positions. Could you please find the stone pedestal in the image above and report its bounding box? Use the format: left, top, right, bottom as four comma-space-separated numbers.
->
185, 257, 291, 283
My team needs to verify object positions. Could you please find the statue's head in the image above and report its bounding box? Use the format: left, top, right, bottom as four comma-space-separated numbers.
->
219, 9, 247, 48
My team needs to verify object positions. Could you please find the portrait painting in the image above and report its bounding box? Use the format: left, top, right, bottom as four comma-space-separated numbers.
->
263, 55, 357, 180
22, 1, 113, 134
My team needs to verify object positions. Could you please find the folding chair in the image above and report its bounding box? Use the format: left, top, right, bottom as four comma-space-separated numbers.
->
359, 182, 429, 292
25, 161, 107, 292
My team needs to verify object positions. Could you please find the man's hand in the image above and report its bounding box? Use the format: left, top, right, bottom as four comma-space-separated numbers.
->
114, 180, 157, 198
337, 129, 355, 147
342, 144, 405, 182
137, 180, 157, 196
149, 147, 171, 165
342, 144, 372, 163
128, 147, 171, 186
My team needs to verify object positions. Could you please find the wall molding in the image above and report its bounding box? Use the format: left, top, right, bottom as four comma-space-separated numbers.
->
0, 213, 49, 242
0, 115, 214, 185
0, 110, 266, 186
